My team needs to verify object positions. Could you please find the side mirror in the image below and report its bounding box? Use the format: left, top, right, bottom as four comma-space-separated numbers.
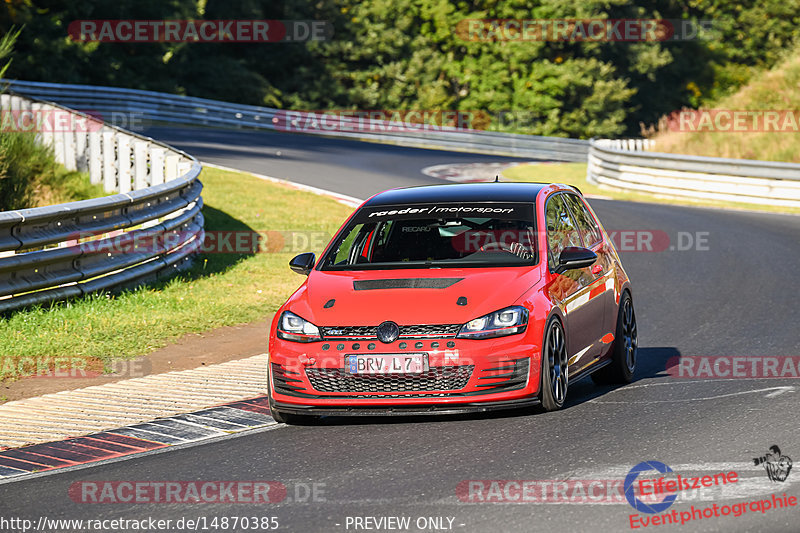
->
555, 246, 596, 274
289, 252, 316, 276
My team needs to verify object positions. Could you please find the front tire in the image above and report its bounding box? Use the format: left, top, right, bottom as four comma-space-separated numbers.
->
592, 291, 637, 384
269, 407, 307, 425
539, 317, 568, 411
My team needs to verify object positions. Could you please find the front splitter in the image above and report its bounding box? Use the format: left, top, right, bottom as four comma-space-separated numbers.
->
271, 396, 540, 417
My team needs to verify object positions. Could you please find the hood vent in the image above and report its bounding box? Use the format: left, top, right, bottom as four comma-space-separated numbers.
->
353, 278, 464, 290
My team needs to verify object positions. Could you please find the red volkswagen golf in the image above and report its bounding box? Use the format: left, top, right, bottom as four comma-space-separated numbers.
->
267, 182, 637, 423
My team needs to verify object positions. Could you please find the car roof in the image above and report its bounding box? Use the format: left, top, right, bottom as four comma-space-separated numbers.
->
364, 182, 574, 207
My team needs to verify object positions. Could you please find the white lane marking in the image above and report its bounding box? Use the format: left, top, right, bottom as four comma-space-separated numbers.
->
765, 387, 794, 397
611, 378, 776, 389
575, 462, 763, 475
590, 385, 795, 403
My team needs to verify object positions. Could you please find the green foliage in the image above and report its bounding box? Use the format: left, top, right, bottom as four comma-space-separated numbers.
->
0, 132, 103, 210
0, 132, 54, 210
0, 25, 101, 210
0, 25, 19, 80
1, 1, 797, 138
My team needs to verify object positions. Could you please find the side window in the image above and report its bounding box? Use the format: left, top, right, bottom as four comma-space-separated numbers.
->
328, 223, 371, 265
563, 194, 602, 247
545, 194, 582, 270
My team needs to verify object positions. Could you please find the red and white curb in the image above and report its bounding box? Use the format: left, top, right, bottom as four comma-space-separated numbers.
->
0, 354, 269, 450
0, 396, 276, 481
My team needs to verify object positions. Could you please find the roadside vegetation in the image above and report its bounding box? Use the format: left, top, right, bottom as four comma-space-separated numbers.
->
647, 47, 800, 163
0, 27, 103, 210
0, 167, 354, 381
3, 1, 800, 138
502, 162, 800, 215
0, 132, 105, 210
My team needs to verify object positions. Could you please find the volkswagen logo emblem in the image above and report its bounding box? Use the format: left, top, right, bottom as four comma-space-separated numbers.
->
376, 321, 400, 344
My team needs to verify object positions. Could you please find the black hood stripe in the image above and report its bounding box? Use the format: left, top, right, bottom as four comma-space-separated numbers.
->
353, 278, 464, 290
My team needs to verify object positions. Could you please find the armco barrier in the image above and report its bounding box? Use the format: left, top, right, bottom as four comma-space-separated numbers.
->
6, 80, 798, 213
0, 93, 203, 313
3, 80, 589, 162
588, 139, 800, 208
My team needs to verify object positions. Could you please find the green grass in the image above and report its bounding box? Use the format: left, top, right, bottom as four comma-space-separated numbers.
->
0, 167, 354, 381
649, 48, 800, 163
39, 166, 106, 206
502, 162, 800, 215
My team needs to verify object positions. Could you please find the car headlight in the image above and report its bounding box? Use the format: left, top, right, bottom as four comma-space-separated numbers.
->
457, 306, 529, 339
277, 311, 322, 343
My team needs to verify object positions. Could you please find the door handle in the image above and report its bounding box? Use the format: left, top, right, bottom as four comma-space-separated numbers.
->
591, 264, 603, 275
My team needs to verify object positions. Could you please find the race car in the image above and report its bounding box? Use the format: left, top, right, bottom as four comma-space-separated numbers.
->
267, 182, 637, 423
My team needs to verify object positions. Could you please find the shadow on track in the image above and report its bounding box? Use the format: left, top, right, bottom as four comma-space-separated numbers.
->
288, 346, 682, 427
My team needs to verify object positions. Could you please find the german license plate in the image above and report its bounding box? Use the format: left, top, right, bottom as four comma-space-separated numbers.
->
346, 354, 427, 374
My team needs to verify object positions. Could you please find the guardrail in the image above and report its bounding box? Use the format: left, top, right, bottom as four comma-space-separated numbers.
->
587, 139, 800, 208
0, 93, 204, 313
3, 80, 589, 162
7, 80, 798, 211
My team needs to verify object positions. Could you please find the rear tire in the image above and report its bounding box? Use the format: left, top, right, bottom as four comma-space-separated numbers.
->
539, 317, 568, 411
591, 291, 637, 385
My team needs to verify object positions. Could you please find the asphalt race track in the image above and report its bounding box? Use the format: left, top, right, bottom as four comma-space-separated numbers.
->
2, 127, 798, 532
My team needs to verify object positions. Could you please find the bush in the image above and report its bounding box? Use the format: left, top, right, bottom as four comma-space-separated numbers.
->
0, 131, 60, 210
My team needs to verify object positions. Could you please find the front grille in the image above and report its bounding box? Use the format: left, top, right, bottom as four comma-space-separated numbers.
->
306, 365, 474, 393
320, 324, 461, 340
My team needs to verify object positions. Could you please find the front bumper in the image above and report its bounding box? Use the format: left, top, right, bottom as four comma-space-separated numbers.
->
268, 332, 542, 412
270, 396, 541, 417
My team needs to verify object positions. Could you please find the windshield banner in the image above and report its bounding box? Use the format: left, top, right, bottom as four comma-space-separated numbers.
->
356, 203, 533, 222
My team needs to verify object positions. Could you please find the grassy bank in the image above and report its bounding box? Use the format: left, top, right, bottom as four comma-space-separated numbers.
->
648, 49, 800, 163
502, 162, 800, 215
0, 166, 354, 380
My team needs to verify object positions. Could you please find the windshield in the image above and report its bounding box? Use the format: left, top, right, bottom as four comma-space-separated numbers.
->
320, 202, 537, 270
